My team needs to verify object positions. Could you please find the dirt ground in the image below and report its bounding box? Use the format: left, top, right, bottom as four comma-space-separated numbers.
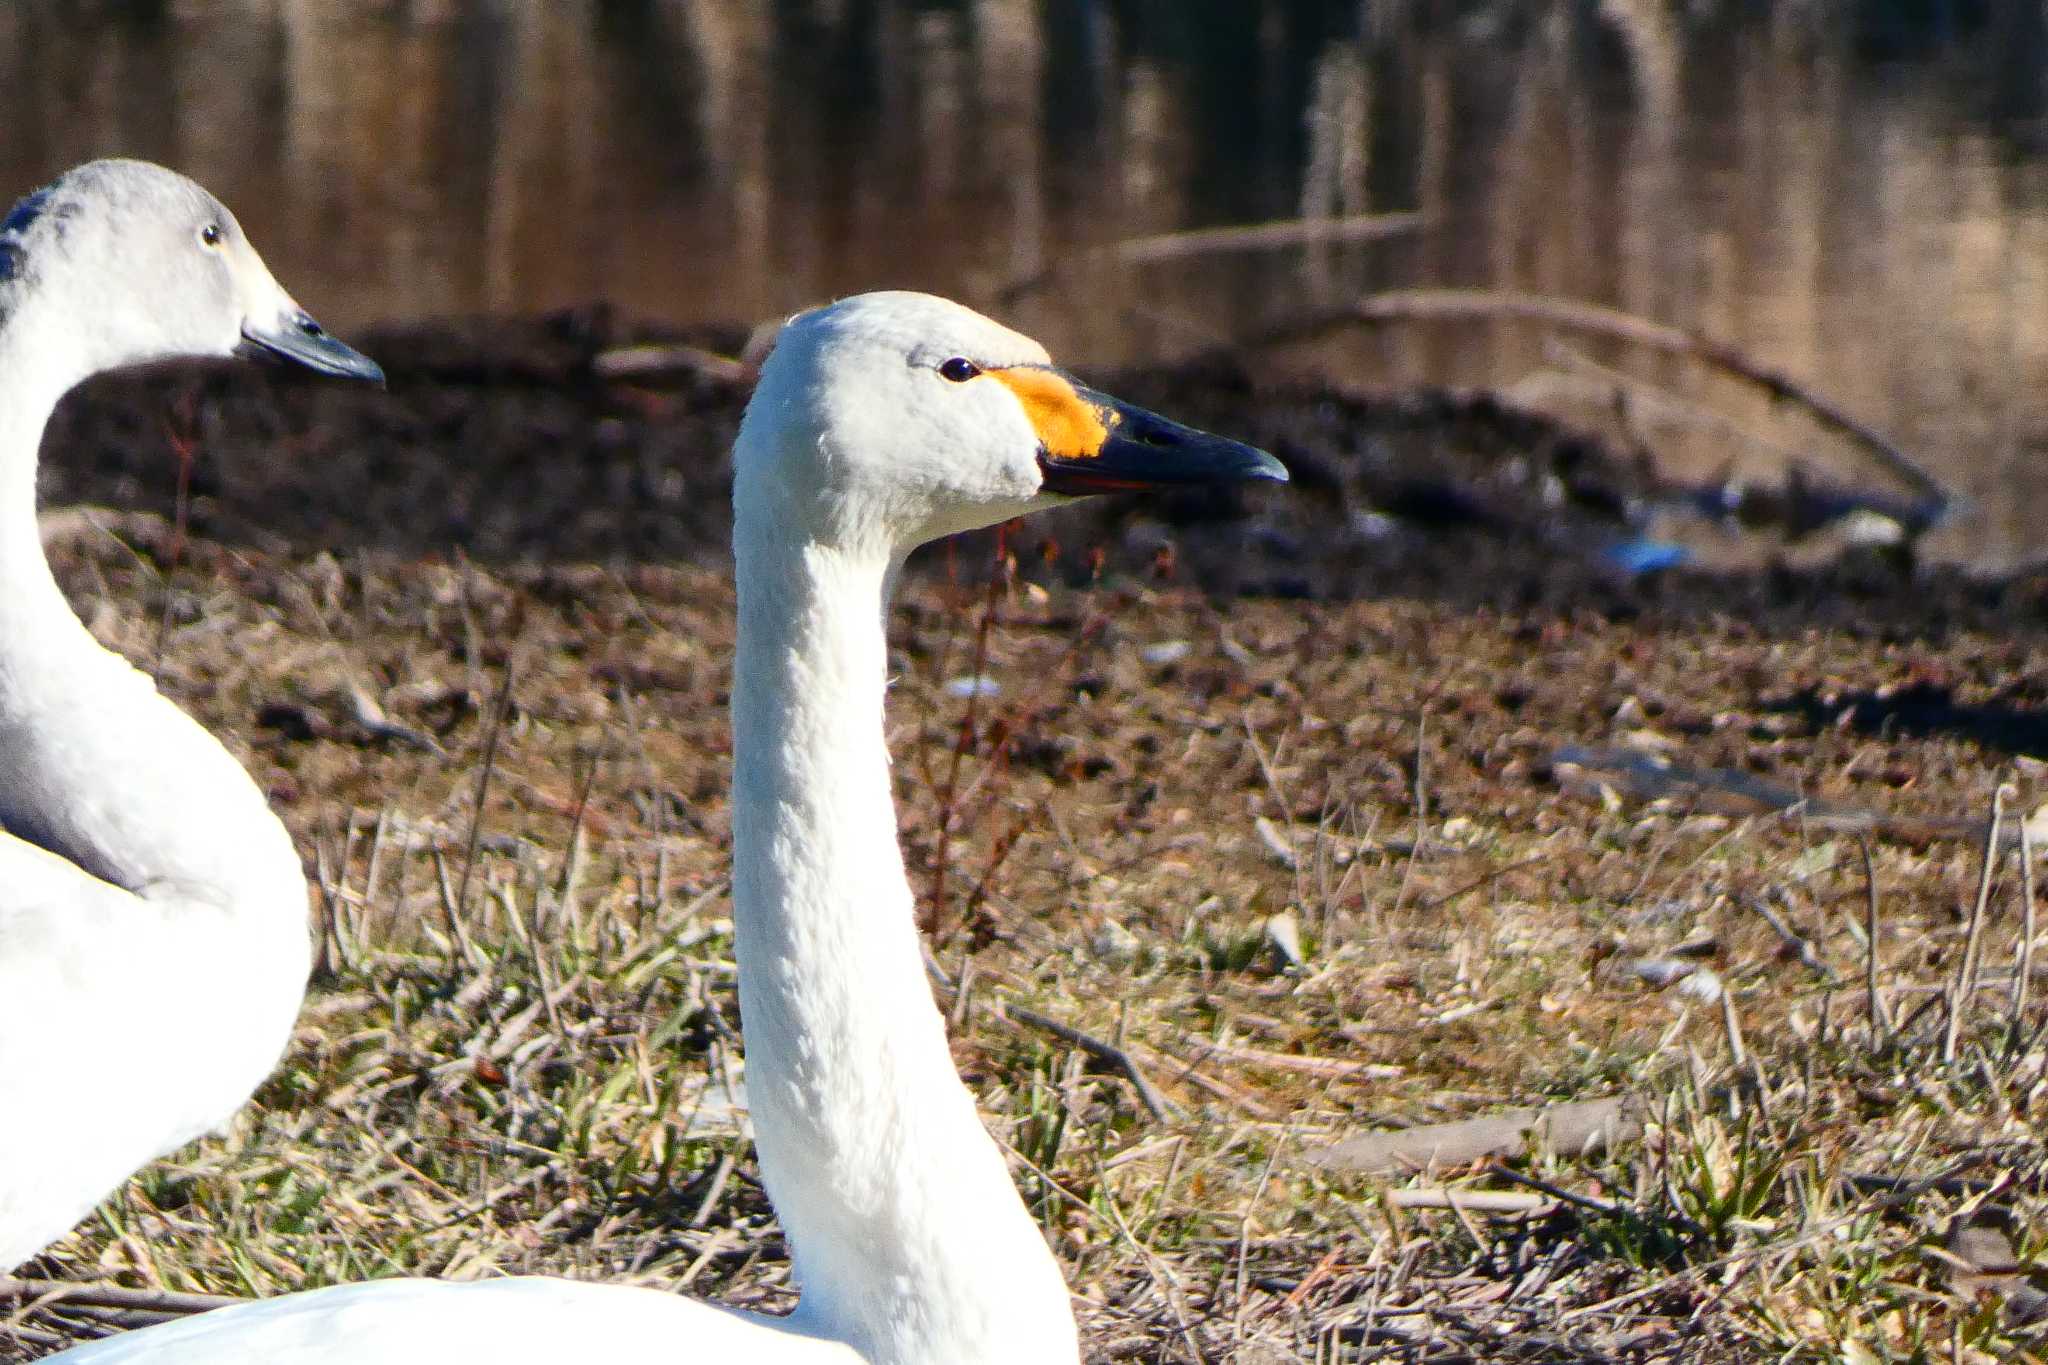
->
7, 312, 2048, 1362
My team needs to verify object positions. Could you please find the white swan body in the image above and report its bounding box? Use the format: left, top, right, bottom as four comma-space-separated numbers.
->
49, 1278, 864, 1363
50, 291, 1284, 1362
0, 160, 383, 1271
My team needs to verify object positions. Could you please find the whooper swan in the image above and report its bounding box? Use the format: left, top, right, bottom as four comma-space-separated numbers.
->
49, 290, 1284, 1364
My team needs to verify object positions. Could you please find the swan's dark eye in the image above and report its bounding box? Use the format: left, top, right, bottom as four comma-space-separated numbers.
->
199, 223, 223, 248
938, 357, 981, 383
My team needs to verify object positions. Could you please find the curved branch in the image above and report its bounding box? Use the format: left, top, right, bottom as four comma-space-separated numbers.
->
1254, 288, 1953, 512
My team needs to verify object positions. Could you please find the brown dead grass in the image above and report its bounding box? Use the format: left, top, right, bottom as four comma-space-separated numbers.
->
2, 507, 2046, 1363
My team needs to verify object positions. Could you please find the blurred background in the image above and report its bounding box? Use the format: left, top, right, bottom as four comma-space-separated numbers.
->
6, 0, 2048, 570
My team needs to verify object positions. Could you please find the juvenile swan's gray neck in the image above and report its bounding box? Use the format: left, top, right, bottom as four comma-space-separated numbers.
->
0, 284, 304, 921
729, 472, 1079, 1365
0, 290, 90, 630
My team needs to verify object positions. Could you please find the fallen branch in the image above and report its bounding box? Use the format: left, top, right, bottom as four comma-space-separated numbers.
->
590, 342, 753, 385
1304, 1095, 1642, 1175
1862, 835, 1893, 1048
1185, 1037, 1402, 1082
999, 211, 1427, 302
0, 1276, 241, 1318
1746, 893, 1833, 980
1129, 1038, 1279, 1120
1484, 1162, 1623, 1216
1115, 211, 1427, 265
1525, 337, 1806, 468
1382, 1187, 1553, 1214
1253, 288, 1953, 512
0, 1320, 66, 1350
1946, 786, 2008, 1064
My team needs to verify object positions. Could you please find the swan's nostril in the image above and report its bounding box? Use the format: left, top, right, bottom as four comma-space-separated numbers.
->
297, 315, 324, 338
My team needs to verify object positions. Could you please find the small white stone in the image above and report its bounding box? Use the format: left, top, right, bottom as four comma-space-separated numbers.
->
1266, 910, 1305, 970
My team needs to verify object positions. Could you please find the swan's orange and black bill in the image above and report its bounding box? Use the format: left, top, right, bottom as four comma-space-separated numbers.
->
997, 367, 1286, 494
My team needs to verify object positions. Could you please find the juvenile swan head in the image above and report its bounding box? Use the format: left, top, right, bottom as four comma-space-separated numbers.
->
736, 290, 1284, 550
0, 158, 381, 383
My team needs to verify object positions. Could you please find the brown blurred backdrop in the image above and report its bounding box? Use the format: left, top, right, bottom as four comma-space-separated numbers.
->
4, 0, 2047, 570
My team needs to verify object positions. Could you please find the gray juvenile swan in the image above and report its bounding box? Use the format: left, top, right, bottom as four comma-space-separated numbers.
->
0, 159, 383, 1271
46, 291, 1282, 1363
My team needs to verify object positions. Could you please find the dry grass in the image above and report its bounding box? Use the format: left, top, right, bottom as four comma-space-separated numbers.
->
6, 512, 2048, 1364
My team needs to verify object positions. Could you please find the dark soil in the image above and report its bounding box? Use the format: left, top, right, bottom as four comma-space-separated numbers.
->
45, 308, 2044, 640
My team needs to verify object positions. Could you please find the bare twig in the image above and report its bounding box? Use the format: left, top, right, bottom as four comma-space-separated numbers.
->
1382, 1188, 1555, 1215
1720, 988, 1748, 1070
453, 661, 519, 923
1420, 855, 1547, 912
1001, 1000, 1177, 1123
1862, 835, 1892, 1050
1234, 1129, 1291, 1339
1114, 211, 1426, 265
429, 846, 482, 967
0, 1277, 241, 1318
0, 1319, 66, 1349
1182, 1038, 1401, 1082
590, 342, 753, 384
2017, 808, 2038, 1040
558, 738, 607, 908
1391, 708, 1432, 915
1254, 288, 1953, 510
1946, 787, 2007, 1064
1529, 337, 1806, 468
1747, 893, 1833, 980
687, 1149, 737, 1230
1483, 1163, 1623, 1216
1130, 1038, 1279, 1119
927, 530, 1008, 944
999, 210, 1426, 302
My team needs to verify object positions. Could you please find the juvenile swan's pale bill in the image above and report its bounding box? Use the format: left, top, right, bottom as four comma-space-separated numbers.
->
0, 160, 383, 1272
47, 291, 1285, 1363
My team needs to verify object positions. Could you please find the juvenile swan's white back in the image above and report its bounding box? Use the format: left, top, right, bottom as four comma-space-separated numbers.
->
47, 291, 1283, 1361
0, 160, 383, 1270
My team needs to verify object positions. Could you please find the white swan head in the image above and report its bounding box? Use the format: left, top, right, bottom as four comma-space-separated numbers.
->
0, 159, 382, 383
737, 290, 1285, 550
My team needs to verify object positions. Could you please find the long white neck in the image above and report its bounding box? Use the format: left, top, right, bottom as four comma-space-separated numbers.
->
731, 487, 1078, 1365
0, 290, 89, 633
0, 285, 306, 923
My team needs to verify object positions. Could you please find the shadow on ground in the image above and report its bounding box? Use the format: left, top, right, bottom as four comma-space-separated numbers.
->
1765, 681, 2048, 760
38, 308, 2048, 646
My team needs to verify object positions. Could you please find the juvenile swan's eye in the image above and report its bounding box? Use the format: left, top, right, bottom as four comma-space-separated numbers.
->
199, 223, 224, 248
938, 357, 981, 383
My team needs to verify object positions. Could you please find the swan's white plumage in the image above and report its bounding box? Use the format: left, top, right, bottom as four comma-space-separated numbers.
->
47, 291, 1282, 1362
52, 1278, 864, 1363
0, 159, 379, 1271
